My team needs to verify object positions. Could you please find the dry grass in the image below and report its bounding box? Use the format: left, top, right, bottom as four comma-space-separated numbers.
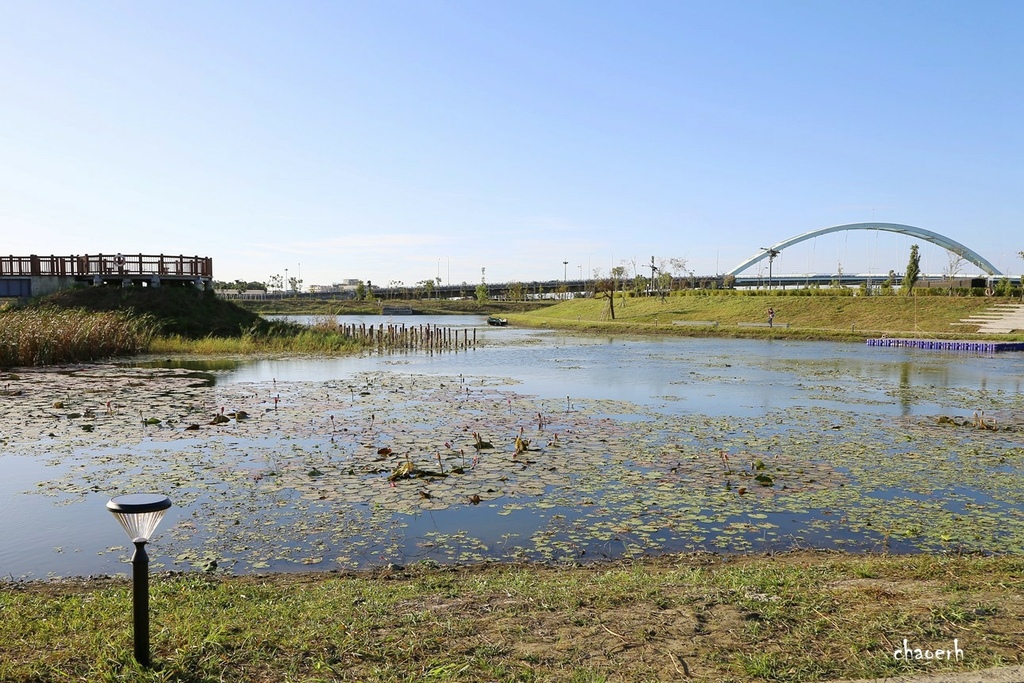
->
0, 307, 154, 367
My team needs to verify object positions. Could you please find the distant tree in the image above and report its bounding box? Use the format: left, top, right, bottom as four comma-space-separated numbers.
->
610, 266, 626, 308
621, 259, 635, 280
594, 277, 617, 319
631, 275, 648, 298
507, 281, 524, 302
668, 257, 688, 283
476, 268, 488, 305
418, 279, 435, 300
354, 281, 367, 301
903, 244, 920, 295
288, 276, 303, 294
880, 270, 896, 295
268, 274, 283, 293
995, 276, 1011, 296
944, 251, 965, 295
722, 274, 736, 289
655, 268, 673, 298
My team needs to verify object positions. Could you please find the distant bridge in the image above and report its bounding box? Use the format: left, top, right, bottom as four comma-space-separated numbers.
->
728, 223, 1002, 277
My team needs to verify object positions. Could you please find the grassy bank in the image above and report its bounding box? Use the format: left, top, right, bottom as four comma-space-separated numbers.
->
8, 288, 376, 363
2, 552, 1021, 682
508, 293, 1017, 340
6, 288, 1017, 366
37, 286, 267, 338
5, 289, 550, 365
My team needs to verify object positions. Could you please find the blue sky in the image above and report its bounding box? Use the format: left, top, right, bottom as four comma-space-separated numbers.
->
2, 1, 1021, 289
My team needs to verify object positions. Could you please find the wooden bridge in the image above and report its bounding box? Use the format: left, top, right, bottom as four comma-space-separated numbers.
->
0, 253, 213, 298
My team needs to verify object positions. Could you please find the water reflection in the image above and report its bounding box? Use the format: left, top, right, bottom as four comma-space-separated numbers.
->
263, 314, 492, 329
895, 361, 910, 416
3, 326, 1024, 578
215, 329, 1024, 419
128, 358, 241, 373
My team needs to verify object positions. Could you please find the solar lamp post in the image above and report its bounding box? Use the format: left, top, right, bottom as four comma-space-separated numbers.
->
106, 493, 172, 667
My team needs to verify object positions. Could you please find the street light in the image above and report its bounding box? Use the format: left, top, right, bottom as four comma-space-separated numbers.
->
761, 247, 781, 290
107, 494, 172, 667
562, 260, 568, 281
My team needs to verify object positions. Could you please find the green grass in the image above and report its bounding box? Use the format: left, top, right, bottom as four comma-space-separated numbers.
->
149, 327, 365, 355
2, 552, 1021, 682
510, 291, 1019, 340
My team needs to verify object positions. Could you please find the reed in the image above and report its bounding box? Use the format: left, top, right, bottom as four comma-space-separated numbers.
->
149, 321, 474, 355
148, 327, 366, 355
0, 307, 155, 367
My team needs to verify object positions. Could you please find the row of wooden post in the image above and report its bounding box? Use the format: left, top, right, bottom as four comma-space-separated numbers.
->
335, 323, 476, 353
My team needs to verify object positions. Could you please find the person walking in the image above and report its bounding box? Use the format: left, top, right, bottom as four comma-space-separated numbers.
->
767, 307, 775, 328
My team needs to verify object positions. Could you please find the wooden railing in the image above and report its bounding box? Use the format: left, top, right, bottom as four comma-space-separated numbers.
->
0, 254, 213, 278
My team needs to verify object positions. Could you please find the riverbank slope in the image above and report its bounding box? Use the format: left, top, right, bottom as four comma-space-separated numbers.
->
507, 294, 1021, 341
34, 286, 267, 338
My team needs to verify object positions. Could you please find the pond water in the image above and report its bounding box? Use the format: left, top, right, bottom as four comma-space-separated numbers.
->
2, 318, 1023, 578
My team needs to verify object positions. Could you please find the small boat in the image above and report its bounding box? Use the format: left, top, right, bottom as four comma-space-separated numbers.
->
487, 316, 508, 326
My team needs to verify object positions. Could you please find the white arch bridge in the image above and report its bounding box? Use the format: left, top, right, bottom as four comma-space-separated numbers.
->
727, 223, 1002, 277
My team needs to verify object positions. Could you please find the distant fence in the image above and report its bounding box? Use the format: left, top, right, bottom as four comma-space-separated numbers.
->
0, 254, 213, 279
338, 322, 477, 353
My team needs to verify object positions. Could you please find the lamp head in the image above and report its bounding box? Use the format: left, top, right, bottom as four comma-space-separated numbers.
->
107, 494, 172, 543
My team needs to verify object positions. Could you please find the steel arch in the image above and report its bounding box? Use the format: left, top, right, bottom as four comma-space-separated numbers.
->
727, 223, 1001, 277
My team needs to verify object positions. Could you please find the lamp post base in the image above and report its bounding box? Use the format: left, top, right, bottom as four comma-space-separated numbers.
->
131, 540, 151, 667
